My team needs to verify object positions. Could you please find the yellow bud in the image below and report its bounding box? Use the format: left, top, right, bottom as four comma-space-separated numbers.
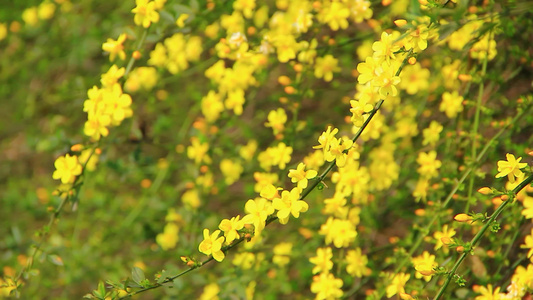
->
70, 144, 84, 151
477, 187, 492, 195
394, 19, 407, 27
454, 213, 471, 223
278, 75, 291, 86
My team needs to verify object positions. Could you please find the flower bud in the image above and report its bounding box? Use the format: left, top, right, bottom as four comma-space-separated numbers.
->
454, 213, 471, 223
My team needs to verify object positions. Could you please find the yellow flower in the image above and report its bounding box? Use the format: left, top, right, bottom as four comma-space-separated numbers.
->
198, 229, 225, 262
176, 13, 189, 28
272, 242, 292, 267
350, 98, 374, 127
288, 163, 318, 190
399, 63, 430, 95
440, 91, 464, 118
156, 223, 179, 250
220, 159, 243, 185
314, 55, 340, 82
349, 0, 373, 23
310, 273, 343, 299
132, 0, 160, 28
199, 283, 220, 300
422, 121, 443, 147
52, 154, 83, 184
416, 151, 441, 179
520, 228, 533, 258
22, 7, 39, 26
38, 1, 56, 20
219, 215, 244, 244
433, 224, 456, 252
495, 153, 528, 183
187, 137, 211, 165
319, 217, 357, 248
272, 188, 308, 224
313, 126, 339, 155
100, 65, 125, 88
317, 1, 350, 31
372, 32, 401, 63
233, 0, 256, 19
309, 247, 333, 274
412, 251, 437, 281
0, 23, 7, 41
201, 90, 224, 123
346, 248, 369, 278
373, 61, 401, 98
102, 34, 127, 62
225, 89, 246, 115
357, 56, 379, 85
386, 273, 410, 298
324, 137, 354, 167
474, 284, 504, 300
84, 113, 111, 140
242, 198, 275, 234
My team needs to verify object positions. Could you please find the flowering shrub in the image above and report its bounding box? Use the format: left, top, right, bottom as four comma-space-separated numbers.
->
1, 0, 533, 299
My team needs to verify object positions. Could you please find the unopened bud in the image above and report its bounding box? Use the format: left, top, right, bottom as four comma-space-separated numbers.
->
132, 50, 142, 60
478, 187, 492, 195
456, 245, 465, 253
454, 213, 471, 222
500, 194, 509, 201
394, 19, 407, 27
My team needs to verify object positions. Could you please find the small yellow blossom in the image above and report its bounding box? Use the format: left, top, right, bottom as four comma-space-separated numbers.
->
220, 159, 243, 185
199, 283, 220, 300
242, 198, 275, 234
495, 153, 528, 184
520, 228, 533, 258
412, 251, 437, 281
416, 151, 441, 179
219, 215, 244, 244
22, 7, 39, 26
265, 108, 287, 136
102, 34, 127, 62
132, 0, 160, 28
386, 273, 410, 298
310, 272, 343, 299
314, 55, 340, 82
440, 91, 464, 118
273, 242, 292, 267
176, 13, 189, 28
156, 223, 179, 250
309, 247, 333, 274
346, 248, 369, 278
198, 229, 225, 262
52, 154, 83, 184
434, 224, 456, 252
319, 217, 357, 248
474, 284, 504, 300
272, 188, 309, 224
422, 121, 443, 147
288, 163, 318, 190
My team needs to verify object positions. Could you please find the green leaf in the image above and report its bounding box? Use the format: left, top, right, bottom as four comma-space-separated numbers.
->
132, 266, 146, 285
48, 254, 64, 266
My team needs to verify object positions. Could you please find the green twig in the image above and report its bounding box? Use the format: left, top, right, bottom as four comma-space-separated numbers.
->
433, 173, 533, 300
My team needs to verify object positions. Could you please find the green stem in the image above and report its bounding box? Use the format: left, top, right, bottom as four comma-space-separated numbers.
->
124, 29, 148, 77
433, 173, 533, 300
